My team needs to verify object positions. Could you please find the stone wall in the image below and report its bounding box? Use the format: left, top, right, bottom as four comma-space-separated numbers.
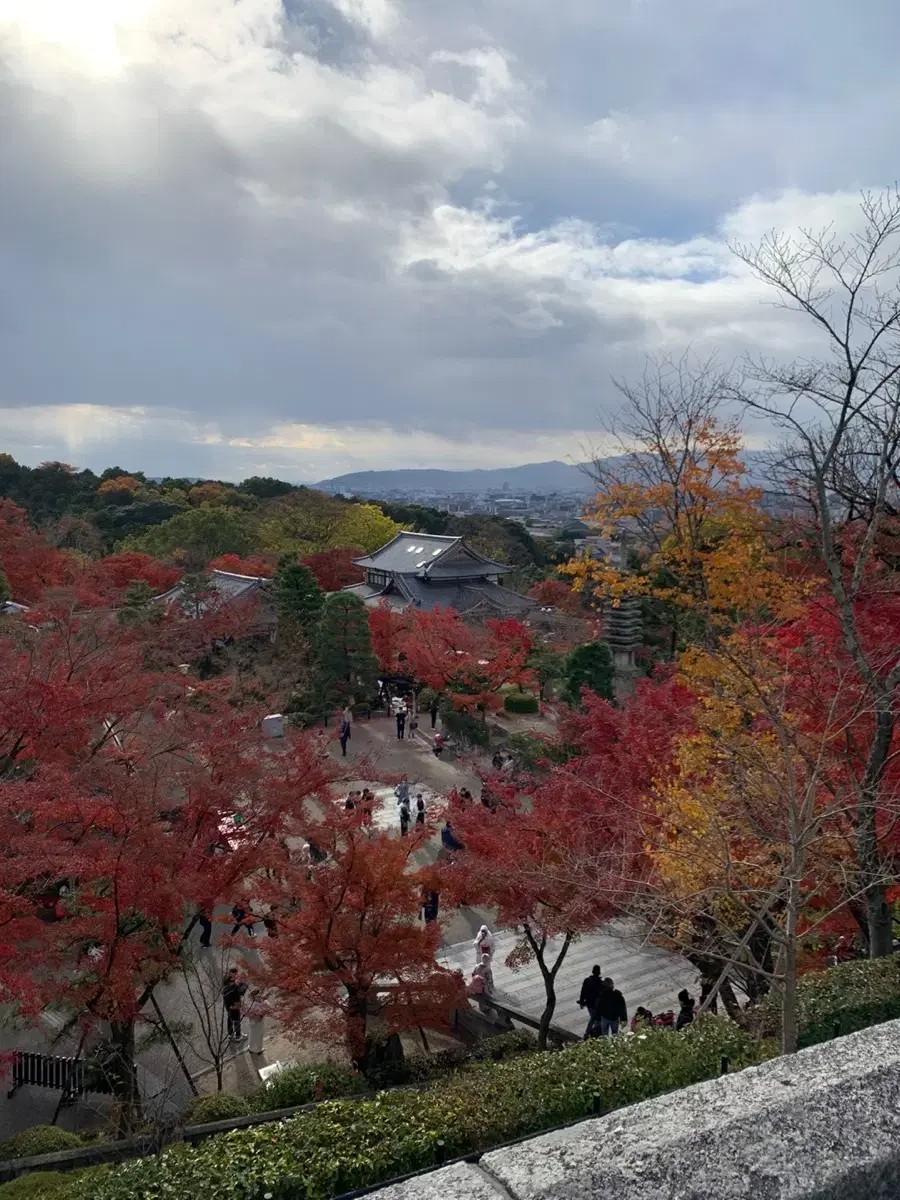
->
368, 1018, 900, 1199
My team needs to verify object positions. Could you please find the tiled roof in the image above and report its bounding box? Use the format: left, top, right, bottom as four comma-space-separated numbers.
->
354, 532, 507, 574
154, 570, 269, 611
393, 575, 534, 615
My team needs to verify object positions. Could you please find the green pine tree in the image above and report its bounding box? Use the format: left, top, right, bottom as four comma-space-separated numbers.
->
118, 579, 159, 627
315, 591, 379, 706
274, 556, 324, 633
561, 641, 615, 706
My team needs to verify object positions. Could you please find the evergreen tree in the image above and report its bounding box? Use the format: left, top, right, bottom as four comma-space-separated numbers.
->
274, 555, 324, 633
315, 591, 379, 705
118, 579, 158, 627
561, 641, 615, 706
0, 567, 9, 607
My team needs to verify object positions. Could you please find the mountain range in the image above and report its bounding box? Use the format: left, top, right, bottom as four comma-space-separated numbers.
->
316, 452, 771, 496
316, 460, 595, 494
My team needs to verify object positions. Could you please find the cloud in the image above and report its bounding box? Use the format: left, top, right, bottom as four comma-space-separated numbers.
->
0, 0, 898, 478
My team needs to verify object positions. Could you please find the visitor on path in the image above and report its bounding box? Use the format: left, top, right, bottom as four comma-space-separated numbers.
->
263, 908, 279, 938
223, 968, 247, 1042
441, 822, 463, 852
429, 697, 439, 728
246, 988, 270, 1054
631, 1007, 654, 1031
196, 905, 213, 948
474, 952, 495, 996
395, 775, 410, 805
415, 793, 426, 825
676, 989, 696, 1030
492, 750, 504, 772
345, 791, 357, 811
433, 731, 445, 756
339, 716, 351, 757
474, 925, 496, 963
421, 889, 439, 923
396, 704, 407, 740
230, 903, 256, 937
578, 965, 604, 1036
589, 977, 627, 1038
399, 800, 410, 836
342, 703, 353, 726
362, 789, 374, 824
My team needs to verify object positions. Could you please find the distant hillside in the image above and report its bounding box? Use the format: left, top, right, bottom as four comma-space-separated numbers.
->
317, 451, 772, 497
317, 460, 595, 495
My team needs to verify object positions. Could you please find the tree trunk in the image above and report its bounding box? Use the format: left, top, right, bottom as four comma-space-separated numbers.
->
779, 876, 800, 1055
537, 979, 557, 1051
859, 707, 895, 958
346, 987, 370, 1073
109, 1020, 141, 1138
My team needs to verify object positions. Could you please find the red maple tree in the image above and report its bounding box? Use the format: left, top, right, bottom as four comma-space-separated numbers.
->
397, 608, 533, 711
0, 500, 72, 601
208, 553, 274, 577
302, 547, 364, 592
260, 803, 463, 1068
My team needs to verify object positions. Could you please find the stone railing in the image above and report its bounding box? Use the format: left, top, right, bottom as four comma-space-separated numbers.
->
368, 1017, 900, 1199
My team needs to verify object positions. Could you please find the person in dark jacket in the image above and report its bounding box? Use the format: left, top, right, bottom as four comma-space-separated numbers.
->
415, 794, 426, 825
589, 977, 627, 1037
578, 965, 603, 1037
339, 717, 351, 757
429, 698, 440, 728
222, 968, 247, 1041
440, 822, 463, 852
676, 989, 696, 1030
399, 800, 410, 836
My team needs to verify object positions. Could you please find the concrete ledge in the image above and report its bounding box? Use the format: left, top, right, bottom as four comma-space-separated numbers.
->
368, 1019, 900, 1200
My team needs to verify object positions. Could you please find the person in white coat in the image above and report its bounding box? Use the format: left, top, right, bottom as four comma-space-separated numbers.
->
474, 925, 495, 964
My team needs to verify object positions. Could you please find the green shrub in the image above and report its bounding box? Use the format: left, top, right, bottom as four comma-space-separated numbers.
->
505, 732, 569, 772
0, 1128, 83, 1163
439, 708, 490, 749
0, 1168, 106, 1199
82, 1019, 771, 1200
750, 954, 900, 1048
503, 691, 539, 714
182, 1093, 252, 1125
254, 1063, 365, 1111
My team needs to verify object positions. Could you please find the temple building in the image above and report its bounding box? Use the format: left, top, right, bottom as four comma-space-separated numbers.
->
345, 531, 535, 619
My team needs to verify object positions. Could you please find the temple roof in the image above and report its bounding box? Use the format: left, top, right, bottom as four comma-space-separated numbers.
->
154, 570, 270, 612
354, 531, 508, 577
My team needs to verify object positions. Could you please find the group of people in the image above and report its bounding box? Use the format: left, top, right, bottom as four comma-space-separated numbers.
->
579, 965, 699, 1038
578, 965, 628, 1037
395, 775, 426, 835
222, 968, 269, 1052
467, 925, 496, 1000
344, 788, 377, 821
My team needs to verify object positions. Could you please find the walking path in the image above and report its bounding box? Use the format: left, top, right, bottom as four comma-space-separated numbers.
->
439, 925, 698, 1037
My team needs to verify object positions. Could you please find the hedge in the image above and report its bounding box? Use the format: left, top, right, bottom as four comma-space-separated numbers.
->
74, 1019, 769, 1200
503, 691, 539, 714
0, 1130, 83, 1164
0, 1169, 108, 1200
749, 953, 900, 1048
182, 1093, 253, 1125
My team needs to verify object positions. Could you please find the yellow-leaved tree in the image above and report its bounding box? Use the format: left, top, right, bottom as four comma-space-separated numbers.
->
564, 356, 809, 652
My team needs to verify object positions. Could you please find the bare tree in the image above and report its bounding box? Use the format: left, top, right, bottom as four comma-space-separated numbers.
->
732, 187, 900, 956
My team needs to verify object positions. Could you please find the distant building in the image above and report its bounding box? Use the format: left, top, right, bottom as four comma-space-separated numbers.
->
155, 570, 275, 635
345, 531, 535, 619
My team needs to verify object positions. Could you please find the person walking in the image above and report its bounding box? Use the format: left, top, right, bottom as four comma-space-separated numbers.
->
429, 697, 439, 729
395, 775, 410, 806
196, 904, 213, 948
339, 715, 351, 757
421, 889, 439, 923
246, 988, 270, 1054
396, 703, 407, 740
492, 750, 504, 772
342, 703, 353, 727
474, 925, 496, 964
676, 989, 696, 1030
475, 952, 495, 996
230, 903, 255, 937
415, 793, 426, 826
399, 799, 410, 836
589, 977, 627, 1038
222, 968, 247, 1042
578, 965, 604, 1037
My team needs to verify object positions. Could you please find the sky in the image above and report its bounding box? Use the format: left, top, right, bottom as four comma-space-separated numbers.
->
0, 0, 898, 483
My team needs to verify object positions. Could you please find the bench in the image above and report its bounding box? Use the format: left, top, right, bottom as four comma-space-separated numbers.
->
6, 1052, 115, 1104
